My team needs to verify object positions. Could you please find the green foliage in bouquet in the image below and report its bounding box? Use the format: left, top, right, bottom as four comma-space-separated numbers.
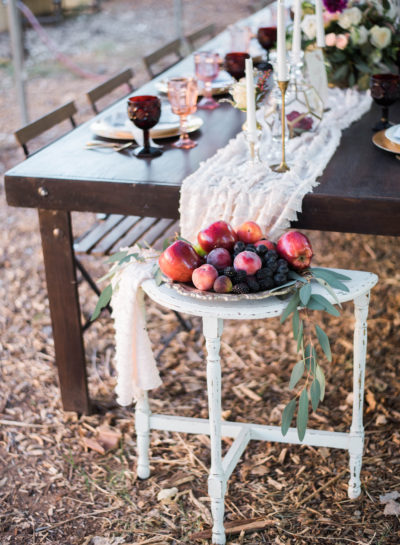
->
300, 0, 400, 90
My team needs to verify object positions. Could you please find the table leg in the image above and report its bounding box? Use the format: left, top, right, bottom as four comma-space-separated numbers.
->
203, 316, 226, 545
348, 291, 370, 499
135, 390, 151, 479
38, 209, 90, 414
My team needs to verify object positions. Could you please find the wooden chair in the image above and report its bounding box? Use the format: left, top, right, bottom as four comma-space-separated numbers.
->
186, 24, 216, 52
86, 68, 135, 114
14, 101, 77, 157
143, 38, 184, 79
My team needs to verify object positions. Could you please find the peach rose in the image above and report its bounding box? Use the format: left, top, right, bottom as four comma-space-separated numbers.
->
325, 33, 337, 47
336, 33, 349, 50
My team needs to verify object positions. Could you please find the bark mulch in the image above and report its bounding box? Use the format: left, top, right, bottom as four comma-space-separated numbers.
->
1, 1, 400, 544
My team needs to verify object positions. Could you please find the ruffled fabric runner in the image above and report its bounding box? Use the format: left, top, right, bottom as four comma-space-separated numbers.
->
179, 87, 371, 243
112, 87, 372, 405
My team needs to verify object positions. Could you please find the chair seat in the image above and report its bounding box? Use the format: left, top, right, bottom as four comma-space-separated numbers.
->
74, 215, 179, 256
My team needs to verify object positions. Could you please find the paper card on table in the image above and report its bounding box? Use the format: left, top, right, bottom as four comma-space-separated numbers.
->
305, 49, 329, 106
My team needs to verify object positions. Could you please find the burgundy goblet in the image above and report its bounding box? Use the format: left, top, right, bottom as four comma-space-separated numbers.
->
370, 73, 400, 131
257, 27, 277, 62
127, 95, 162, 158
224, 52, 250, 80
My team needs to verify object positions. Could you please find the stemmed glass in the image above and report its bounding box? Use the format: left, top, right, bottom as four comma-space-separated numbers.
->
167, 77, 199, 149
224, 52, 250, 80
194, 51, 220, 110
257, 27, 277, 63
127, 95, 162, 158
370, 73, 400, 131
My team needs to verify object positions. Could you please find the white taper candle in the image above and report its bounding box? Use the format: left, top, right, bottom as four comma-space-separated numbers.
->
315, 0, 325, 48
277, 0, 288, 81
245, 57, 257, 142
291, 0, 302, 65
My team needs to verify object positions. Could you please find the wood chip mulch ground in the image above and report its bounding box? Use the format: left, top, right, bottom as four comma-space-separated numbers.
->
1, 1, 400, 544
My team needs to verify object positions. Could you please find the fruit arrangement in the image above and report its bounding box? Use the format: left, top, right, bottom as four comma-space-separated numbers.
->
158, 220, 313, 295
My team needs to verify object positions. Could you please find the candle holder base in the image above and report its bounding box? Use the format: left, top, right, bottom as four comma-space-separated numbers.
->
270, 161, 290, 173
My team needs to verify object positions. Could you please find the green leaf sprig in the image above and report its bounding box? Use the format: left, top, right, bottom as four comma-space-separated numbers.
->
280, 268, 351, 441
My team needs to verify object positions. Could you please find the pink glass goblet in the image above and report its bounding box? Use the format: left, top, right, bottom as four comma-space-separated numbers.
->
194, 51, 220, 110
224, 52, 250, 80
167, 77, 199, 149
127, 95, 162, 158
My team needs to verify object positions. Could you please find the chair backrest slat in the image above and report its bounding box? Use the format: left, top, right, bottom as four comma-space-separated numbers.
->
14, 101, 77, 157
86, 68, 135, 114
143, 38, 184, 78
186, 24, 216, 52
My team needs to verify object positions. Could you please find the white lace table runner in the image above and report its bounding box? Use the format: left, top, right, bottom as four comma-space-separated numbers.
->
180, 87, 372, 243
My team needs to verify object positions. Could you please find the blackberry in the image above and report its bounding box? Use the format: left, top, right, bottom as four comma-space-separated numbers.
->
234, 241, 246, 253
277, 258, 288, 267
235, 269, 247, 281
277, 263, 289, 274
256, 267, 273, 280
245, 244, 257, 252
232, 282, 250, 294
274, 272, 288, 287
256, 244, 268, 256
223, 266, 236, 278
259, 277, 275, 290
266, 250, 278, 260
246, 276, 260, 292
266, 259, 278, 273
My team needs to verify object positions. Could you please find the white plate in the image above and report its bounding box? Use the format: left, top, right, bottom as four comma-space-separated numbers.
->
385, 125, 400, 145
90, 110, 203, 141
155, 71, 234, 95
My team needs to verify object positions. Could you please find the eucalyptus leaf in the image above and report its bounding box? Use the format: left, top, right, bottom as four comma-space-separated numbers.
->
269, 280, 297, 292
280, 291, 300, 324
154, 266, 164, 287
315, 277, 342, 308
315, 324, 332, 362
289, 360, 305, 390
299, 283, 311, 305
311, 294, 340, 317
288, 270, 307, 283
106, 250, 128, 263
281, 399, 296, 436
297, 320, 303, 352
297, 389, 309, 441
310, 379, 321, 412
310, 268, 350, 282
304, 344, 312, 370
311, 346, 317, 375
316, 364, 326, 401
91, 284, 112, 321
292, 309, 300, 339
306, 296, 326, 311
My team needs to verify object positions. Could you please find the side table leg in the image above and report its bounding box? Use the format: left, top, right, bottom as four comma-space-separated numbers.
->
38, 209, 90, 414
135, 390, 151, 479
348, 291, 370, 499
203, 316, 225, 545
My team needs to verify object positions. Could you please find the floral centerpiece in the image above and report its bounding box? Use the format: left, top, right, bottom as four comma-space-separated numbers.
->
225, 68, 273, 111
300, 0, 400, 89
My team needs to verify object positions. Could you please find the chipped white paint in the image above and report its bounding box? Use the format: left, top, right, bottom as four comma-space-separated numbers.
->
139, 268, 378, 544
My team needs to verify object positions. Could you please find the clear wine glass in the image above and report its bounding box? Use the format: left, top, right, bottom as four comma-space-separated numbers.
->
127, 95, 162, 158
194, 51, 220, 110
167, 77, 199, 149
370, 73, 400, 131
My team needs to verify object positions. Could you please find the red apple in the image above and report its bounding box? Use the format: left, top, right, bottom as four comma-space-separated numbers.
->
159, 240, 202, 282
254, 239, 276, 251
236, 221, 263, 244
192, 264, 218, 291
276, 231, 313, 271
193, 243, 208, 258
233, 251, 262, 275
198, 221, 238, 253
206, 248, 232, 270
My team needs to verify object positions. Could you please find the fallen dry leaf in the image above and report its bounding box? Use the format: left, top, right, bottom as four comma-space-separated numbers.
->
383, 500, 400, 516
379, 491, 400, 503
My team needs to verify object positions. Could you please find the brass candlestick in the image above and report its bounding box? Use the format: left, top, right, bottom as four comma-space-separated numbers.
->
271, 80, 290, 173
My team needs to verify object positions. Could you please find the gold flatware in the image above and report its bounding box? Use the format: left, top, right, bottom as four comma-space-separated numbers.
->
85, 141, 135, 152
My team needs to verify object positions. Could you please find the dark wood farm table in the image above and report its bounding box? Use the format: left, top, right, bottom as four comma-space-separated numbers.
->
5, 52, 400, 413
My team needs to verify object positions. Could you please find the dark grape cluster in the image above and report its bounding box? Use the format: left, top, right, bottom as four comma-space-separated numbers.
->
222, 247, 291, 294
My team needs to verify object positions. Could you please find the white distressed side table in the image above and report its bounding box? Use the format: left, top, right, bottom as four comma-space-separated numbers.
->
139, 269, 378, 544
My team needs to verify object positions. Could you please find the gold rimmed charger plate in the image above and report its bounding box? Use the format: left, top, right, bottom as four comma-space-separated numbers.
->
90, 115, 203, 141
372, 129, 400, 155
166, 281, 296, 302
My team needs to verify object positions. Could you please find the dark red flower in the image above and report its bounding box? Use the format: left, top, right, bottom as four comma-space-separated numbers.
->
287, 111, 313, 132
323, 0, 348, 13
